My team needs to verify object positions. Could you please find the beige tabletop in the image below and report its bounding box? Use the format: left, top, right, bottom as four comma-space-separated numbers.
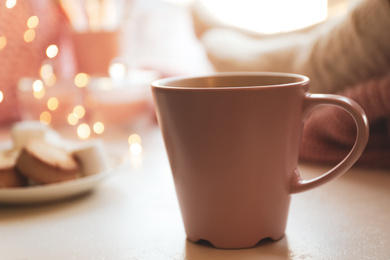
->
0, 125, 389, 260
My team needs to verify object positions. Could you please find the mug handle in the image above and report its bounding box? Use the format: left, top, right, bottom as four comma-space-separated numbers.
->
290, 93, 369, 194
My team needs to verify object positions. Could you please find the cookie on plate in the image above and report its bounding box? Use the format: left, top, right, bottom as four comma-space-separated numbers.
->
0, 150, 27, 188
16, 140, 80, 184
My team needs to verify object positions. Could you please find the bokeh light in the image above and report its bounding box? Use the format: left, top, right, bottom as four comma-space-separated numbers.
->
109, 62, 127, 80
40, 64, 56, 86
77, 123, 91, 139
33, 88, 45, 99
46, 44, 58, 58
32, 80, 45, 99
67, 113, 79, 125
93, 122, 105, 134
6, 0, 17, 9
40, 64, 53, 78
27, 16, 39, 28
130, 143, 142, 156
0, 91, 3, 103
0, 36, 7, 50
43, 73, 56, 87
23, 29, 35, 43
40, 111, 51, 125
74, 73, 89, 88
128, 134, 141, 145
73, 105, 85, 119
128, 134, 142, 156
47, 97, 59, 111
32, 80, 43, 92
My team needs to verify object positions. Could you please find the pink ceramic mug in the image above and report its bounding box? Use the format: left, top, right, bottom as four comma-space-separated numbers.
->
151, 72, 369, 249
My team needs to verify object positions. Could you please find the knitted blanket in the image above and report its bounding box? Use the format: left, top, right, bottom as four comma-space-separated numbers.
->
300, 75, 390, 168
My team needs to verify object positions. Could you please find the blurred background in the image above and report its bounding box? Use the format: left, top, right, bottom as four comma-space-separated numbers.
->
0, 0, 350, 139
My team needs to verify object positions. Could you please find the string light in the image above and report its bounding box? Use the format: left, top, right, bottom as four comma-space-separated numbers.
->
2, 3, 123, 138
40, 64, 56, 86
32, 80, 43, 92
74, 73, 89, 88
93, 122, 105, 134
39, 111, 51, 125
67, 113, 79, 125
128, 134, 142, 156
43, 73, 56, 87
32, 80, 45, 99
23, 29, 35, 43
0, 36, 6, 50
46, 44, 58, 58
27, 16, 39, 28
130, 143, 142, 156
73, 105, 85, 118
1, 2, 96, 139
128, 134, 141, 145
109, 62, 126, 80
33, 88, 45, 99
6, 0, 17, 9
40, 64, 53, 78
77, 123, 91, 139
47, 97, 59, 111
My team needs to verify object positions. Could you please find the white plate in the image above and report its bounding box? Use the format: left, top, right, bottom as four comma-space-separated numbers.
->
0, 167, 116, 205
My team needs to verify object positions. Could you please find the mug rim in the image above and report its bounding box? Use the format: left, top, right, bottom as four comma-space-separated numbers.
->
151, 72, 310, 90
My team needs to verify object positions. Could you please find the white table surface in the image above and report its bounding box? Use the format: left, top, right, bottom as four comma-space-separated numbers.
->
0, 125, 389, 260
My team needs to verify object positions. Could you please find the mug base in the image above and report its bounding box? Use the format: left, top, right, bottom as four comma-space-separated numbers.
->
187, 232, 285, 249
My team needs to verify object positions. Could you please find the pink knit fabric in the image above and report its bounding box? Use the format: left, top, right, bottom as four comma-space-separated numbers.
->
0, 0, 69, 124
300, 74, 390, 168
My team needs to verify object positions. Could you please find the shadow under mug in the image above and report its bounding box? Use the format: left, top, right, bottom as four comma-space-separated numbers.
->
151, 72, 369, 249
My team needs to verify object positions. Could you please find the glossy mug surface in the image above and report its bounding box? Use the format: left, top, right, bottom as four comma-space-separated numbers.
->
151, 72, 369, 249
